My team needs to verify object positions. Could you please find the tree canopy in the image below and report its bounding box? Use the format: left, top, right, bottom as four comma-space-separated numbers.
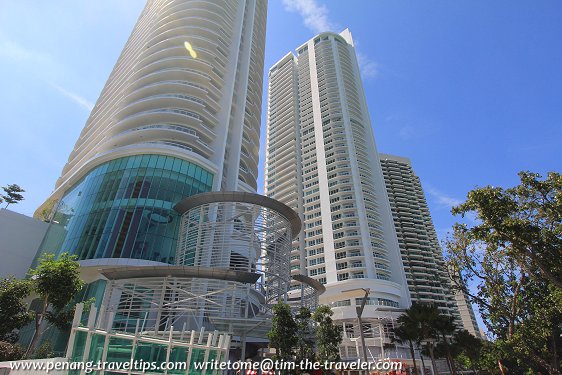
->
26, 253, 84, 356
267, 301, 298, 362
446, 171, 562, 374
294, 306, 315, 364
0, 277, 33, 341
1, 184, 25, 208
312, 305, 343, 365
267, 304, 342, 373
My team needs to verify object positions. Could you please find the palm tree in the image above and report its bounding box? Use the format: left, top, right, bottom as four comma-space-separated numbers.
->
434, 315, 458, 375
396, 303, 463, 375
393, 321, 420, 375
403, 303, 441, 375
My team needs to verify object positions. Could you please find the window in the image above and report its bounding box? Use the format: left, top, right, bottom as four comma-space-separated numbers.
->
308, 257, 325, 266
344, 323, 355, 338
308, 247, 324, 256
332, 299, 351, 307
307, 238, 323, 246
336, 262, 348, 270
335, 251, 346, 259
310, 267, 326, 276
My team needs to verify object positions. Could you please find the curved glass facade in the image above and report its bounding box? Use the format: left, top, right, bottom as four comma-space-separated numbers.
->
39, 154, 213, 264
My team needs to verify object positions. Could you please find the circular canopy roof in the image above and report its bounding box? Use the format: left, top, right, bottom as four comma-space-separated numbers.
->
173, 191, 302, 238
292, 274, 326, 293
97, 265, 261, 284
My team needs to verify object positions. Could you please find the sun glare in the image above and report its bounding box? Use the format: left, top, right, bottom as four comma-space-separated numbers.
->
184, 41, 197, 58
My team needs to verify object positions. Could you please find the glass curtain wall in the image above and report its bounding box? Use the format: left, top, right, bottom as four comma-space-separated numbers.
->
37, 154, 214, 264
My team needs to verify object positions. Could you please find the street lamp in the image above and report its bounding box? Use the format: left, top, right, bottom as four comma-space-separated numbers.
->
356, 288, 370, 372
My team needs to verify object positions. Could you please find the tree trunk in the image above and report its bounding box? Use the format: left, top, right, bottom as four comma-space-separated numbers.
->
420, 352, 427, 375
446, 350, 456, 375
428, 344, 438, 375
25, 296, 48, 357
552, 330, 560, 371
409, 341, 418, 375
442, 335, 457, 375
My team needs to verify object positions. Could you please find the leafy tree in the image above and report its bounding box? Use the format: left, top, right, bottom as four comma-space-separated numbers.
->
31, 341, 55, 359
453, 330, 483, 374
475, 338, 541, 374
294, 306, 315, 365
312, 305, 342, 372
0, 341, 25, 361
26, 253, 84, 357
35, 198, 58, 222
1, 184, 25, 208
267, 301, 298, 364
446, 171, 562, 374
0, 277, 34, 341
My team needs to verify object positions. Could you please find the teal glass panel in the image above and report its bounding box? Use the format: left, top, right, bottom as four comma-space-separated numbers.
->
189, 348, 207, 375
168, 347, 187, 375
87, 333, 106, 363
74, 279, 107, 309
70, 331, 87, 362
207, 349, 217, 363
134, 342, 168, 373
106, 337, 133, 363
36, 155, 213, 265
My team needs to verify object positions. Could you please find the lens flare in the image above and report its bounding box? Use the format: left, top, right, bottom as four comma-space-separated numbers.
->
184, 41, 197, 58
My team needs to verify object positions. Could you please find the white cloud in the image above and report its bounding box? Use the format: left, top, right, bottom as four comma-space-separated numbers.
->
356, 50, 379, 79
0, 35, 93, 112
0, 38, 34, 61
398, 125, 415, 140
50, 83, 94, 112
426, 186, 463, 209
282, 0, 337, 34
0, 34, 50, 64
282, 0, 378, 80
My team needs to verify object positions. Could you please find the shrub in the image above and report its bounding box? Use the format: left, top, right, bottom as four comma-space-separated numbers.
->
0, 341, 25, 361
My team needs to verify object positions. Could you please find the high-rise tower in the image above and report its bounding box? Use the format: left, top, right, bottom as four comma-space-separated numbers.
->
27, 1, 287, 360
450, 267, 484, 338
379, 155, 461, 318
36, 0, 267, 261
380, 154, 482, 338
265, 30, 410, 360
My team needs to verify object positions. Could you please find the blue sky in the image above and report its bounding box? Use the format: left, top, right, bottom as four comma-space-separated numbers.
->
1, 2, 561, 256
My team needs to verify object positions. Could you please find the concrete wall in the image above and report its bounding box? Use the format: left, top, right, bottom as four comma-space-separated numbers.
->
0, 209, 48, 278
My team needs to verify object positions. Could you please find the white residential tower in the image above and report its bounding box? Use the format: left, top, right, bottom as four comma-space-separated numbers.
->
265, 30, 411, 360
